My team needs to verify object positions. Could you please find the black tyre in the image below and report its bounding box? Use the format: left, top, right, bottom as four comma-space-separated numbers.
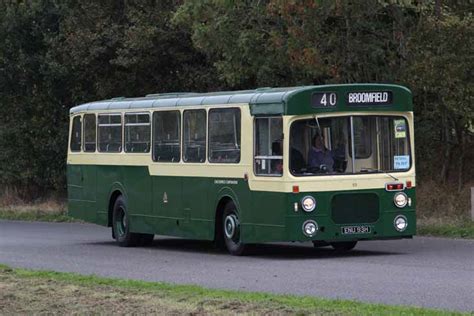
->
112, 195, 152, 247
222, 202, 248, 256
312, 241, 330, 248
138, 233, 155, 246
330, 241, 357, 251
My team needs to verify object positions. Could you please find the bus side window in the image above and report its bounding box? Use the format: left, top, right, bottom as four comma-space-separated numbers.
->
98, 114, 122, 153
254, 117, 283, 176
153, 111, 180, 162
209, 108, 241, 163
183, 109, 206, 163
83, 114, 96, 152
70, 116, 82, 152
125, 113, 150, 153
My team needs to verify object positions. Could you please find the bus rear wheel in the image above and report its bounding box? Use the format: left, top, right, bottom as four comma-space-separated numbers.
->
330, 241, 357, 251
112, 195, 153, 247
222, 202, 247, 256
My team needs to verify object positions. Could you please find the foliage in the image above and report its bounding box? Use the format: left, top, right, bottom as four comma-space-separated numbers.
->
174, 1, 421, 86
0, 0, 472, 203
404, 11, 473, 188
0, 1, 65, 196
0, 1, 217, 198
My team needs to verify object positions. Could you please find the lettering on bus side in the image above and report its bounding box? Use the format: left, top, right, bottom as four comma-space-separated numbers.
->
346, 91, 393, 106
214, 179, 238, 185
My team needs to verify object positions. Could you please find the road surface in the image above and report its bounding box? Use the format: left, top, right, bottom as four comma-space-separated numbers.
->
0, 220, 472, 312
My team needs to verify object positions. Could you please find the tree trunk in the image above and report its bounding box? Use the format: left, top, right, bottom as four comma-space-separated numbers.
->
457, 130, 465, 193
440, 110, 451, 183
435, 0, 442, 19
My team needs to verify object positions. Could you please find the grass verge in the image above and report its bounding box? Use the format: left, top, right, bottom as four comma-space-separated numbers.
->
0, 209, 75, 222
417, 221, 474, 239
0, 264, 465, 315
0, 198, 74, 222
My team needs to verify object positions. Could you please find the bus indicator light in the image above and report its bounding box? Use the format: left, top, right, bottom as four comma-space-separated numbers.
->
406, 181, 412, 189
292, 185, 299, 193
386, 183, 404, 191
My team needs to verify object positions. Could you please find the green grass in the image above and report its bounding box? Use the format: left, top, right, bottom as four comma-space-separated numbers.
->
417, 222, 474, 239
0, 209, 76, 222
0, 264, 466, 315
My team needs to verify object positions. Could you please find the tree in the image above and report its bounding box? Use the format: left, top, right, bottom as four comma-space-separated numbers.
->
404, 8, 473, 190
0, 1, 65, 197
0, 0, 217, 199
174, 0, 421, 87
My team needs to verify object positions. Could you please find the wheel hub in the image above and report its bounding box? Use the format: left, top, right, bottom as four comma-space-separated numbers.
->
116, 206, 127, 237
224, 214, 239, 239
121, 214, 127, 230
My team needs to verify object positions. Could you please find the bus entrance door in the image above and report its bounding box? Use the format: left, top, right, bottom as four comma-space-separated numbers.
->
181, 177, 211, 239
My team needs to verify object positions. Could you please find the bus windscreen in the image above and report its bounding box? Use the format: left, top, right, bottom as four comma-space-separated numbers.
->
289, 115, 411, 176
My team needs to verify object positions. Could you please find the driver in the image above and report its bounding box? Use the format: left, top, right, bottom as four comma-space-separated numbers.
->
308, 134, 334, 172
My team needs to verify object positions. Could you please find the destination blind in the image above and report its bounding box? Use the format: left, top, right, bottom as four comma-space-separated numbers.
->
347, 91, 393, 106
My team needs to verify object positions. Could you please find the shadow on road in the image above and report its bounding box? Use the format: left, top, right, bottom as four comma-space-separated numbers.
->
250, 243, 401, 260
83, 237, 402, 259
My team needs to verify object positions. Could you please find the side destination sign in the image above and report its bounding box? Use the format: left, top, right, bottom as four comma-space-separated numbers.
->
347, 91, 393, 106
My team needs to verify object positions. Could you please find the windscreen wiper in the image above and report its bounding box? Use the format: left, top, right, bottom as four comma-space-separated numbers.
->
313, 114, 321, 134
360, 168, 399, 181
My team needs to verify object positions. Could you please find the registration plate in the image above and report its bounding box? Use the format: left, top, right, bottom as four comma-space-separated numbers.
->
341, 226, 371, 235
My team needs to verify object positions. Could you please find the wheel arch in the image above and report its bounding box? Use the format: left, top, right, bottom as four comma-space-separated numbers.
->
213, 187, 240, 241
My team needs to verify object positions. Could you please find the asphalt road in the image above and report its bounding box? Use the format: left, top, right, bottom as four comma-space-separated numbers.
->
0, 220, 472, 312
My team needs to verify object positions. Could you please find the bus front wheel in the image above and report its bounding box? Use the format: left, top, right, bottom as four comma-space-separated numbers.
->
330, 241, 357, 251
222, 202, 248, 256
112, 195, 153, 247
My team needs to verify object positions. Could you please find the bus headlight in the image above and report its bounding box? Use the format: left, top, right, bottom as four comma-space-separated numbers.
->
302, 220, 318, 237
394, 215, 408, 232
301, 196, 316, 212
393, 192, 408, 208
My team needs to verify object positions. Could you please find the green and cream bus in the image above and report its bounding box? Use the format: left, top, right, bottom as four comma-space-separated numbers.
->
68, 84, 415, 255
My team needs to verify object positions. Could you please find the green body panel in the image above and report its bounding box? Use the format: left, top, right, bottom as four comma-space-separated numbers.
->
151, 176, 183, 236
283, 187, 416, 242
67, 165, 415, 243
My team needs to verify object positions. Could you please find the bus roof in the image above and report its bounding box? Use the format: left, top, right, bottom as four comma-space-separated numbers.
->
69, 84, 412, 115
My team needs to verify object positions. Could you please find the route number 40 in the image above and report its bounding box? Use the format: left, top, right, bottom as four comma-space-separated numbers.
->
320, 93, 337, 106
312, 92, 337, 108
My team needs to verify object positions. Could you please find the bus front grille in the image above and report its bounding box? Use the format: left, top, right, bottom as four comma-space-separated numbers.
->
331, 193, 379, 224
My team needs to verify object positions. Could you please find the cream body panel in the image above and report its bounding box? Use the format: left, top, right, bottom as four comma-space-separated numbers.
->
248, 173, 416, 193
